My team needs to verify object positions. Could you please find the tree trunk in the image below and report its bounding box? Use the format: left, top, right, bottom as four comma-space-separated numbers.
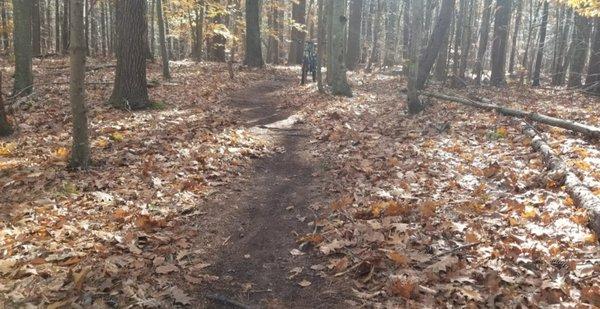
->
366, 0, 383, 71
458, 0, 474, 81
61, 0, 69, 54
401, 0, 410, 63
434, 15, 453, 82
531, 1, 548, 86
568, 12, 592, 88
383, 0, 399, 66
1, 0, 9, 51
407, 0, 424, 114
346, 0, 363, 70
0, 72, 12, 136
289, 0, 306, 65
32, 0, 41, 56
329, 0, 352, 97
244, 0, 264, 67
474, 0, 492, 85
585, 18, 600, 92
508, 0, 522, 75
12, 0, 34, 96
552, 7, 571, 85
267, 1, 279, 64
109, 0, 150, 110
317, 0, 324, 92
194, 1, 205, 62
156, 0, 170, 79
69, 0, 90, 169
490, 0, 511, 86
416, 0, 455, 90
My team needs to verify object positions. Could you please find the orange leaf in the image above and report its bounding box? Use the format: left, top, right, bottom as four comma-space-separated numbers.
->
386, 252, 409, 267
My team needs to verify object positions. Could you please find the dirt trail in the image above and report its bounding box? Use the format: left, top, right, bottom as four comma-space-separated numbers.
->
196, 77, 348, 308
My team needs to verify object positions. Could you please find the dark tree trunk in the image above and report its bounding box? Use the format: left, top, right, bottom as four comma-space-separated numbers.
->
109, 0, 150, 110
585, 18, 600, 92
416, 0, 456, 90
69, 0, 90, 169
267, 2, 280, 64
568, 12, 592, 88
346, 0, 363, 70
244, 0, 264, 67
490, 0, 511, 86
383, 0, 399, 66
289, 0, 306, 65
474, 0, 492, 85
458, 0, 474, 80
1, 0, 9, 51
552, 7, 572, 86
13, 0, 34, 96
402, 0, 410, 62
156, 0, 170, 79
61, 0, 69, 54
508, 0, 522, 75
193, 1, 205, 62
0, 72, 12, 136
32, 0, 41, 56
531, 0, 548, 86
407, 0, 424, 114
366, 0, 383, 71
434, 15, 453, 82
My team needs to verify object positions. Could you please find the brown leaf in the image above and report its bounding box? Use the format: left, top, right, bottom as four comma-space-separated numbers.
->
156, 264, 179, 274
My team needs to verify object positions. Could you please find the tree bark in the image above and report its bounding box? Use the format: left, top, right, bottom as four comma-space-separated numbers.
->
531, 1, 548, 87
1, 0, 9, 51
416, 0, 455, 90
108, 0, 150, 110
366, 0, 383, 71
32, 0, 41, 56
552, 7, 572, 86
406, 0, 423, 114
244, 0, 264, 67
329, 0, 352, 97
490, 0, 511, 86
289, 0, 306, 65
69, 0, 90, 169
585, 18, 600, 92
474, 0, 492, 85
317, 0, 324, 92
0, 72, 12, 136
61, 0, 70, 54
568, 12, 592, 88
508, 0, 522, 75
383, 0, 399, 66
156, 0, 171, 79
346, 0, 363, 70
12, 0, 34, 96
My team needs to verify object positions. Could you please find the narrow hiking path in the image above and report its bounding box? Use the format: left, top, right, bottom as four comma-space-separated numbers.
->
196, 77, 348, 308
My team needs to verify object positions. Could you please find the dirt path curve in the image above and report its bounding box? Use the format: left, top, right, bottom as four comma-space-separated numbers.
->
197, 77, 348, 308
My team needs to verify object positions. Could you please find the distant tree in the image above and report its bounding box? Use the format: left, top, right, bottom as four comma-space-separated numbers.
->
568, 12, 592, 88
366, 0, 383, 71
552, 7, 572, 86
328, 0, 352, 96
289, 0, 306, 65
532, 1, 549, 86
12, 0, 34, 96
346, 0, 363, 70
508, 0, 523, 75
69, 0, 90, 169
490, 0, 511, 86
416, 0, 456, 90
585, 18, 600, 92
244, 0, 264, 67
108, 0, 150, 110
0, 72, 12, 137
383, 0, 399, 66
474, 0, 492, 85
156, 0, 171, 80
32, 0, 41, 56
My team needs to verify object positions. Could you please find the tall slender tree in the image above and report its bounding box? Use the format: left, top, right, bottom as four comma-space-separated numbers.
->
69, 0, 90, 169
346, 0, 363, 70
245, 0, 264, 67
109, 0, 150, 109
383, 0, 400, 66
490, 0, 511, 86
532, 1, 548, 86
156, 0, 171, 79
12, 0, 34, 96
585, 18, 600, 92
474, 0, 492, 85
407, 0, 424, 114
289, 0, 306, 65
508, 0, 523, 74
0, 72, 12, 136
568, 12, 592, 88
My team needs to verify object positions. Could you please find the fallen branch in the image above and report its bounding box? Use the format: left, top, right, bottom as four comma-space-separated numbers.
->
523, 124, 600, 235
421, 91, 600, 139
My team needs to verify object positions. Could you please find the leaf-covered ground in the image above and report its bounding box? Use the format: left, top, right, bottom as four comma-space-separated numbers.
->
0, 62, 599, 307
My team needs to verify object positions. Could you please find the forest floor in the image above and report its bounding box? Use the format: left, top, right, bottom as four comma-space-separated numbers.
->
0, 59, 599, 308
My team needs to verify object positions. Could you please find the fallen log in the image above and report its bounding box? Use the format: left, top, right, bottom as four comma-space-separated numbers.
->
523, 124, 600, 235
421, 91, 600, 139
